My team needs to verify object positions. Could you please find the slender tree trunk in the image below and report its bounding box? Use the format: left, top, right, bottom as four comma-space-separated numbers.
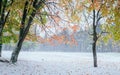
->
0, 0, 3, 57
92, 25, 98, 67
0, 0, 11, 57
92, 4, 98, 67
92, 40, 97, 67
0, 37, 2, 57
0, 44, 2, 57
0, 31, 2, 57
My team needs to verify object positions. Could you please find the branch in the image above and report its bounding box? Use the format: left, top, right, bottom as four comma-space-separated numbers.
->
97, 31, 109, 39
1, 0, 7, 21
88, 32, 93, 35
0, 0, 2, 16
96, 3, 103, 26
83, 11, 90, 26
19, 1, 29, 39
3, 10, 10, 27
0, 57, 9, 63
97, 3, 103, 19
45, 2, 58, 5
83, 5, 89, 8
96, 16, 102, 26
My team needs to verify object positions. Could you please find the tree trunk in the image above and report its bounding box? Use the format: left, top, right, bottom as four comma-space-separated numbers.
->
0, 41, 2, 57
0, 0, 10, 57
10, 46, 21, 63
0, 31, 2, 57
10, 39, 23, 63
92, 5, 98, 67
92, 27, 98, 67
92, 41, 97, 67
10, 1, 29, 63
0, 43, 2, 57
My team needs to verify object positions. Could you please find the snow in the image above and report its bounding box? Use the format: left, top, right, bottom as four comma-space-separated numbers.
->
0, 51, 120, 75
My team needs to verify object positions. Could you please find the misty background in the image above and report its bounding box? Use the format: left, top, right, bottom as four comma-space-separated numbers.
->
3, 30, 120, 52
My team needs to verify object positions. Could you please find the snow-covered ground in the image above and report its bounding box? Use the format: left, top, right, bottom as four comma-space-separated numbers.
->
0, 51, 120, 75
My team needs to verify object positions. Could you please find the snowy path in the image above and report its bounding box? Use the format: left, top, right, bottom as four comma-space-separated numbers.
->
0, 51, 120, 75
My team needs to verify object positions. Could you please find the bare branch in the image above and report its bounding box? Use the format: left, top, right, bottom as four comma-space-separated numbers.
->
0, 57, 9, 63
97, 3, 103, 19
3, 10, 10, 27
96, 16, 102, 26
88, 32, 93, 35
97, 31, 109, 39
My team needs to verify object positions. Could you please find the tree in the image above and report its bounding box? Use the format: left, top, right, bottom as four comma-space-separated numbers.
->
60, 0, 100, 67
9, 0, 79, 63
10, 0, 45, 63
0, 0, 13, 57
90, 0, 103, 67
82, 0, 116, 67
60, 0, 119, 67
86, 0, 120, 67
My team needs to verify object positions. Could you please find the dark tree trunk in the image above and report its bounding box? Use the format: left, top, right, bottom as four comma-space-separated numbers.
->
0, 0, 3, 57
19, 1, 28, 39
92, 24, 98, 67
0, 0, 11, 57
11, 1, 29, 62
0, 34, 2, 57
10, 38, 23, 63
92, 40, 97, 67
0, 44, 2, 57
91, 0, 103, 67
0, 24, 3, 57
92, 5, 98, 67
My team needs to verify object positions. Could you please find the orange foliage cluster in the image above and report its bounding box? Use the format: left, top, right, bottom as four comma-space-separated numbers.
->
48, 34, 78, 46
70, 25, 80, 32
51, 15, 61, 23
37, 36, 45, 43
70, 34, 78, 45
25, 24, 79, 46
